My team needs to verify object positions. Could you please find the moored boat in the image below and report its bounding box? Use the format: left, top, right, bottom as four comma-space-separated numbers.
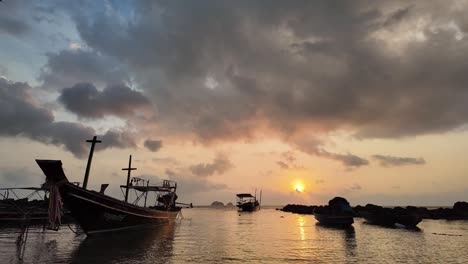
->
35, 136, 189, 235
236, 190, 261, 212
0, 186, 74, 226
314, 197, 354, 227
392, 207, 423, 228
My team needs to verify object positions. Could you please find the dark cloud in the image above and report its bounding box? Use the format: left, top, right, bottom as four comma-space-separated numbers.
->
59, 82, 152, 119
293, 137, 369, 168
40, 49, 130, 90
0, 1, 30, 36
372, 155, 426, 167
189, 154, 233, 177
276, 161, 289, 169
144, 139, 162, 152
0, 78, 135, 158
27, 1, 468, 167
320, 151, 370, 168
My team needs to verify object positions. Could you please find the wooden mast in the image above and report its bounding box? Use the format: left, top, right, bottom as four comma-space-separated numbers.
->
122, 155, 137, 203
259, 190, 262, 210
83, 136, 102, 189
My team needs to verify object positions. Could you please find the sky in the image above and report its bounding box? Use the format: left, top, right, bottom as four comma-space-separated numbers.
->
1, 0, 468, 206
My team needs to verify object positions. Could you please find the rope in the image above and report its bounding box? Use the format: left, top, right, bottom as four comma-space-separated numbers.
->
67, 224, 81, 235
48, 183, 63, 230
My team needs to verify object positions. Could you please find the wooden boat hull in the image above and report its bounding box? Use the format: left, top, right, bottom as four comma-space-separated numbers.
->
60, 183, 180, 235
395, 213, 422, 228
314, 213, 354, 227
361, 211, 397, 227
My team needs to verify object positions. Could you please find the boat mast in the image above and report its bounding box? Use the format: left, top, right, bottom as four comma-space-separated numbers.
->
83, 136, 102, 189
122, 155, 137, 202
259, 190, 262, 209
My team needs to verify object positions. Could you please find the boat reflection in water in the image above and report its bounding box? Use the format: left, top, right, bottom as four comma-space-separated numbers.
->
70, 223, 176, 264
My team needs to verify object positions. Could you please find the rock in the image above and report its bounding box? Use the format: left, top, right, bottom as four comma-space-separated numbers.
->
281, 204, 316, 214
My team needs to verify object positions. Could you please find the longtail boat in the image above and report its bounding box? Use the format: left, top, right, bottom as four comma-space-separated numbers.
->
35, 136, 189, 235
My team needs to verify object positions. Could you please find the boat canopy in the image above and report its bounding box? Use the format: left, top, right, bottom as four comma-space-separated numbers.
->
236, 193, 254, 198
119, 185, 174, 192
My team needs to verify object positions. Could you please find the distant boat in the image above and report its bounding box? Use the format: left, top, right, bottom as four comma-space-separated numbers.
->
314, 197, 354, 227
236, 190, 261, 212
35, 136, 190, 235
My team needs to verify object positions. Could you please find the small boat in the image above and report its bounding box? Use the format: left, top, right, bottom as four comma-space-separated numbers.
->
314, 197, 354, 227
392, 207, 423, 228
395, 213, 422, 228
360, 204, 397, 227
236, 190, 261, 212
35, 136, 190, 235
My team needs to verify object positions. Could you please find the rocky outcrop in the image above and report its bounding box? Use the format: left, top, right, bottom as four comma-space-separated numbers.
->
281, 204, 316, 214
282, 201, 468, 221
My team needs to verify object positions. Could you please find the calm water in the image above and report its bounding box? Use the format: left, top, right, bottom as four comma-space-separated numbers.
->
1, 208, 468, 263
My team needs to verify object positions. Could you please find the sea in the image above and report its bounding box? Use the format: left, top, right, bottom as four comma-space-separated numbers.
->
1, 207, 467, 263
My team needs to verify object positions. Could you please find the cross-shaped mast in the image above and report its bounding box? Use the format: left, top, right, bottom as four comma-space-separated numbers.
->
122, 155, 137, 202
83, 136, 102, 189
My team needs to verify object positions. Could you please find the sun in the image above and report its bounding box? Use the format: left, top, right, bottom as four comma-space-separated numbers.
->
295, 184, 304, 193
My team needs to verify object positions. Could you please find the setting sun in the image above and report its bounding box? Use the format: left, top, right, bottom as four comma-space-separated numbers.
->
295, 184, 304, 193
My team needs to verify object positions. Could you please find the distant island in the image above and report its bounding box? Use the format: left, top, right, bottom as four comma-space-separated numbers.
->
210, 201, 236, 208
211, 201, 225, 207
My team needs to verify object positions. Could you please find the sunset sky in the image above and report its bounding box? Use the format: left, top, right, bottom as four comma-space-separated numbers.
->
1, 1, 468, 206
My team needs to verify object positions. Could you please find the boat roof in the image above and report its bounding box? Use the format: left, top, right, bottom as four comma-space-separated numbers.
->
119, 185, 174, 192
0, 187, 47, 191
236, 193, 254, 198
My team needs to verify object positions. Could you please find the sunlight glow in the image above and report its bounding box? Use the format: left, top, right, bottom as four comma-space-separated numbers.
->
295, 184, 304, 193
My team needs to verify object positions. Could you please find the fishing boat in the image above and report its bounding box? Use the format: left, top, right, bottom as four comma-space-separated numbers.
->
0, 186, 74, 226
0, 187, 49, 224
236, 190, 261, 212
314, 197, 354, 227
35, 136, 189, 235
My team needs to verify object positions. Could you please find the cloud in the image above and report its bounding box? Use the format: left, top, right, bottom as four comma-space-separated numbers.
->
189, 154, 234, 177
4, 1, 467, 169
293, 137, 369, 168
39, 49, 130, 90
144, 139, 162, 152
60, 1, 468, 141
0, 167, 43, 188
276, 161, 289, 169
59, 82, 152, 119
0, 78, 135, 158
165, 168, 228, 196
372, 154, 426, 167
318, 150, 370, 168
0, 1, 31, 37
